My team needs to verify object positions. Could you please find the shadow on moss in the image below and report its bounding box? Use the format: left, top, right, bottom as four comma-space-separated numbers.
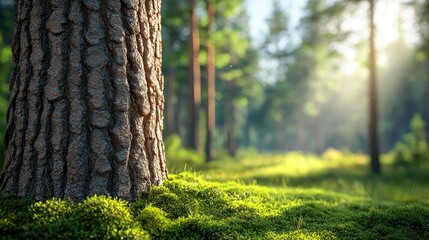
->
1, 172, 429, 239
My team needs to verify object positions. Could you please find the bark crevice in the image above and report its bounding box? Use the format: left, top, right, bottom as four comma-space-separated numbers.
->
1, 0, 167, 201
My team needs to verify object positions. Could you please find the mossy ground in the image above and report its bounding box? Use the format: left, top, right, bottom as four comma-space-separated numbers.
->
1, 149, 429, 239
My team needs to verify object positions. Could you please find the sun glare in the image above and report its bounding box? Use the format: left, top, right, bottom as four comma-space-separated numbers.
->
375, 1, 400, 49
338, 0, 419, 74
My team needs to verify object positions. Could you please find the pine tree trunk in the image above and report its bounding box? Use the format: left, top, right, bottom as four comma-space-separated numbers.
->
205, 0, 215, 161
0, 0, 167, 201
188, 0, 201, 151
369, 0, 381, 174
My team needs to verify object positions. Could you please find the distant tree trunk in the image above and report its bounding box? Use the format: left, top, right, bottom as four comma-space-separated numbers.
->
425, 1, 429, 143
314, 114, 323, 154
275, 120, 285, 151
178, 88, 186, 141
167, 63, 176, 135
243, 122, 250, 147
368, 0, 381, 174
205, 0, 215, 161
426, 43, 429, 143
188, 0, 201, 151
225, 80, 235, 156
0, 0, 167, 201
296, 112, 304, 151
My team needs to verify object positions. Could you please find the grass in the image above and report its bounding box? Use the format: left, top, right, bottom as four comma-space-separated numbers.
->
1, 147, 429, 239
169, 148, 429, 204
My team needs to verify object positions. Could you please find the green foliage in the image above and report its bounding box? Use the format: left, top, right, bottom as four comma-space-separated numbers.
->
393, 114, 429, 167
0, 23, 12, 172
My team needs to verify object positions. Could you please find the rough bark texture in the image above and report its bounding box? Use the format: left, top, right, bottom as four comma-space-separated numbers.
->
188, 0, 201, 151
368, 0, 381, 174
0, 0, 167, 201
205, 0, 215, 161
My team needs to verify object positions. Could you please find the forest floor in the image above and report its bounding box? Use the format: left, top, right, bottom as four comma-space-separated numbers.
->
1, 148, 429, 239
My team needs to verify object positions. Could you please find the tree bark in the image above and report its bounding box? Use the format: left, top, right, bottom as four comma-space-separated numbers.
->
205, 0, 215, 161
0, 0, 167, 201
188, 0, 201, 151
368, 0, 381, 174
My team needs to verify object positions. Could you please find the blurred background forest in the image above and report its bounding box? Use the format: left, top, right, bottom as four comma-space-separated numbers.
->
0, 0, 429, 174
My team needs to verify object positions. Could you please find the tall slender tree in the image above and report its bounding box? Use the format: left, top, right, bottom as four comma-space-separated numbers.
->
0, 0, 167, 201
162, 0, 189, 137
419, 0, 429, 142
166, 62, 177, 135
368, 0, 381, 174
424, 1, 429, 143
205, 0, 215, 161
188, 0, 201, 151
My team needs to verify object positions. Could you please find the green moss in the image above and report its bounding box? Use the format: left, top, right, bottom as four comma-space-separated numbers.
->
66, 196, 147, 239
1, 152, 429, 239
139, 173, 429, 239
266, 230, 337, 240
138, 205, 171, 237
0, 194, 148, 239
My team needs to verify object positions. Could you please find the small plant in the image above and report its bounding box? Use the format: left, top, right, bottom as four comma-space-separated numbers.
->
293, 214, 305, 230
393, 114, 429, 167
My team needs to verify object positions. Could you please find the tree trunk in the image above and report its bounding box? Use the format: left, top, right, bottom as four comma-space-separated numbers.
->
425, 1, 429, 144
426, 46, 429, 143
225, 80, 235, 156
178, 87, 186, 141
368, 0, 381, 174
275, 120, 285, 151
167, 63, 176, 135
0, 0, 167, 201
314, 114, 323, 154
188, 0, 201, 151
296, 112, 304, 151
205, 0, 215, 161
